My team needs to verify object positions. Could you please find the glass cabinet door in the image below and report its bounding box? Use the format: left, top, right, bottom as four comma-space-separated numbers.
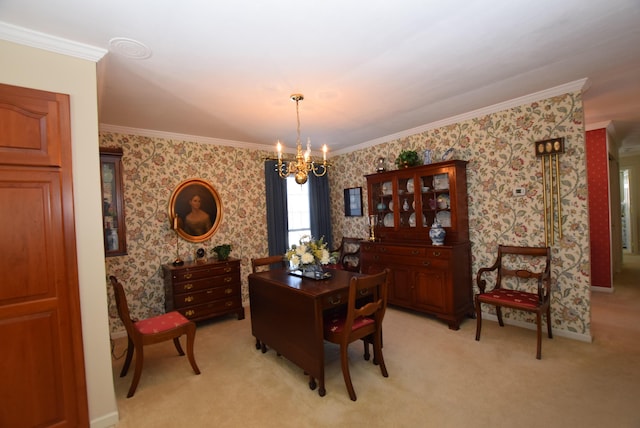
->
100, 147, 127, 256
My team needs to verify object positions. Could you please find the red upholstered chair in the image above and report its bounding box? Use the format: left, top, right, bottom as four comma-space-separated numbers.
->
474, 245, 552, 359
109, 276, 200, 397
324, 269, 390, 401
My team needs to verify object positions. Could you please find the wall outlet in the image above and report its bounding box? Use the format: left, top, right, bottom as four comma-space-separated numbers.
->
513, 187, 526, 197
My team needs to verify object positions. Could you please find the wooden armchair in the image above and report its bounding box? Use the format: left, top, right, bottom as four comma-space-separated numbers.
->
324, 269, 390, 401
474, 245, 552, 359
109, 276, 200, 397
329, 237, 362, 272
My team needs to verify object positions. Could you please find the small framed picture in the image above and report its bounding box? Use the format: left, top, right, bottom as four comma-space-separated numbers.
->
344, 187, 363, 217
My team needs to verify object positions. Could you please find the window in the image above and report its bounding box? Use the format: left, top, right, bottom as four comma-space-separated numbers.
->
286, 177, 311, 246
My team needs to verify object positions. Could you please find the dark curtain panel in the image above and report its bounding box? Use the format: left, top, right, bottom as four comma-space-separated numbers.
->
264, 160, 288, 255
309, 173, 333, 249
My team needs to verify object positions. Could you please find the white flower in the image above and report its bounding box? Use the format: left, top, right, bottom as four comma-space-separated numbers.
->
320, 249, 330, 264
301, 252, 315, 264
295, 244, 307, 256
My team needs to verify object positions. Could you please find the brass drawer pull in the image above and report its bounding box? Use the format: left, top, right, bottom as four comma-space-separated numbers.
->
411, 250, 420, 255
183, 273, 193, 279
184, 296, 194, 303
224, 267, 232, 273
224, 288, 233, 294
432, 251, 441, 257
224, 277, 232, 283
183, 283, 193, 290
225, 301, 233, 307
423, 261, 431, 266
185, 310, 195, 317
328, 296, 342, 305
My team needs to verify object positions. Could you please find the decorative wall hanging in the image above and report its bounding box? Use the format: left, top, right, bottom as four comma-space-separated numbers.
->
168, 178, 222, 243
535, 137, 565, 245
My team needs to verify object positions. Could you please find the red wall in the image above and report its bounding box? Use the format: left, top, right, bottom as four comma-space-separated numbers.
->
586, 128, 611, 288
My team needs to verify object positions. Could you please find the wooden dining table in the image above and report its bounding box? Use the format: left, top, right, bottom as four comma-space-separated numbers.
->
248, 268, 363, 397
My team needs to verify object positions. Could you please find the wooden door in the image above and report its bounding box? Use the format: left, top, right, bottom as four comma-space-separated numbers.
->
0, 83, 89, 427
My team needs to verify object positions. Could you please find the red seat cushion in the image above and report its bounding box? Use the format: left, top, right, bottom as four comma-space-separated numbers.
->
479, 289, 541, 309
134, 311, 190, 334
325, 263, 344, 270
325, 314, 374, 334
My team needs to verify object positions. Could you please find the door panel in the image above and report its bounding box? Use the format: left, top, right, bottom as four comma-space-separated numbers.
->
0, 84, 88, 427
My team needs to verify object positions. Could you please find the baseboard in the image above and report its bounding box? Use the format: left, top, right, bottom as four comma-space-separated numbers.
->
90, 410, 119, 428
591, 285, 614, 293
482, 313, 593, 343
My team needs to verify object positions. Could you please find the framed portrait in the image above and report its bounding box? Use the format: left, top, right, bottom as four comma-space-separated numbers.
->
169, 178, 223, 242
344, 187, 363, 217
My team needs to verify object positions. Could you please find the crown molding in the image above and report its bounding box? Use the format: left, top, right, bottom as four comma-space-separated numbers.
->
99, 124, 278, 153
103, 78, 590, 158
333, 78, 590, 156
0, 21, 107, 62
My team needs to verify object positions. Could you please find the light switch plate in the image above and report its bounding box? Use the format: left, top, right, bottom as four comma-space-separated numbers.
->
513, 187, 526, 197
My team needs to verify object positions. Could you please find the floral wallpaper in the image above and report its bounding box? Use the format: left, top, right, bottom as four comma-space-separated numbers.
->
102, 89, 591, 338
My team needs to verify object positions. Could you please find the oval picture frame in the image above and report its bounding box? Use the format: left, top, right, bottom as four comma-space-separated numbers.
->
168, 178, 222, 243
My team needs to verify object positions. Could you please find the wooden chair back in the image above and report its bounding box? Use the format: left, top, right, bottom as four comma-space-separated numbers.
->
251, 255, 288, 273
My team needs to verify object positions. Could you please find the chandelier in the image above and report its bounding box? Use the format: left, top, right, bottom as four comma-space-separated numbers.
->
276, 94, 329, 185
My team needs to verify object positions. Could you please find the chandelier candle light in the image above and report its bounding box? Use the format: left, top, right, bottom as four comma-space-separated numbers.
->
276, 94, 330, 185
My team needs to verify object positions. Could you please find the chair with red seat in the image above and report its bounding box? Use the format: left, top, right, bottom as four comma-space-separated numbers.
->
109, 275, 201, 397
474, 245, 552, 359
324, 269, 390, 401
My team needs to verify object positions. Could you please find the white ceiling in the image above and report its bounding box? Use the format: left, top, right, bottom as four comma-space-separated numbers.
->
1, 1, 640, 156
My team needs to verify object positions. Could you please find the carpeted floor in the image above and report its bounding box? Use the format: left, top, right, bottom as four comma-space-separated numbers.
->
111, 255, 640, 427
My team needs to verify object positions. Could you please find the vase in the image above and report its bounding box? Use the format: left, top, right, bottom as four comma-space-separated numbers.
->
423, 149, 433, 165
429, 220, 446, 246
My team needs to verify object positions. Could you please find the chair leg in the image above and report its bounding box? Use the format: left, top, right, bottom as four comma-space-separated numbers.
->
546, 306, 553, 339
536, 312, 542, 360
255, 337, 261, 350
127, 343, 144, 398
474, 298, 482, 341
120, 336, 134, 377
173, 337, 185, 356
185, 323, 201, 375
363, 335, 371, 361
373, 331, 388, 378
339, 343, 357, 401
496, 306, 504, 326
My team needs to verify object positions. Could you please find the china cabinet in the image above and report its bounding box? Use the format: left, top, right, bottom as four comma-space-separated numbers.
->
162, 258, 244, 322
361, 160, 473, 329
100, 147, 127, 256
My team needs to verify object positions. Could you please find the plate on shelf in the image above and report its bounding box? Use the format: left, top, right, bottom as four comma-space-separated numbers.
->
383, 213, 394, 227
436, 210, 451, 227
382, 181, 392, 195
436, 193, 450, 209
406, 178, 414, 194
433, 174, 449, 190
388, 201, 394, 211
408, 213, 426, 227
441, 147, 455, 161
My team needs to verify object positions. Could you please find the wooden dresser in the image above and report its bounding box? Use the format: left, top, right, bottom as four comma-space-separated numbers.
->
361, 160, 473, 329
162, 258, 244, 322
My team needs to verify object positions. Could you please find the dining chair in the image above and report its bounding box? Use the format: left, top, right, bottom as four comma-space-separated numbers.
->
474, 245, 552, 359
109, 275, 201, 397
323, 269, 390, 401
250, 255, 288, 352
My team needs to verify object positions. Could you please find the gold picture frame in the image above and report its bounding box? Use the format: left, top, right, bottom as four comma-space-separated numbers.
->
168, 178, 222, 242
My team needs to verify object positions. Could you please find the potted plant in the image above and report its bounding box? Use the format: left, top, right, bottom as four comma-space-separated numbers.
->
212, 244, 232, 261
395, 150, 420, 168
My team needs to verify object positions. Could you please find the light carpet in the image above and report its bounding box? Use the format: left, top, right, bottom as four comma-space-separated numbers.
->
111, 255, 640, 428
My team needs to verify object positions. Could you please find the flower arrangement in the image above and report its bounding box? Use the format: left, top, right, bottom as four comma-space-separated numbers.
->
395, 149, 420, 168
286, 235, 335, 270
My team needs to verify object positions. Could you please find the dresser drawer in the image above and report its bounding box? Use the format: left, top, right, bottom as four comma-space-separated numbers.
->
362, 243, 425, 257
169, 261, 239, 282
172, 271, 240, 294
173, 284, 240, 309
178, 297, 242, 320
